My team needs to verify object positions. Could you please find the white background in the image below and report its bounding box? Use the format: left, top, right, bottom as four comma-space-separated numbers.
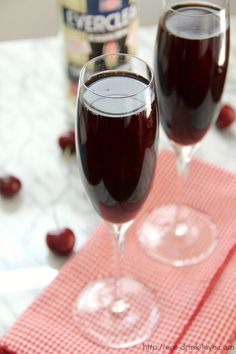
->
0, 0, 235, 41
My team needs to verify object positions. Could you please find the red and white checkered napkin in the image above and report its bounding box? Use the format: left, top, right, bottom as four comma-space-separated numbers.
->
0, 149, 236, 354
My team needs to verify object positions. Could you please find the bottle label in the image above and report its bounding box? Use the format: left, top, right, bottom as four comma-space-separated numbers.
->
63, 4, 137, 37
61, 0, 139, 108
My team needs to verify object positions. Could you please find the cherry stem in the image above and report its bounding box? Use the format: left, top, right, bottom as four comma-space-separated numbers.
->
52, 205, 60, 229
63, 146, 73, 158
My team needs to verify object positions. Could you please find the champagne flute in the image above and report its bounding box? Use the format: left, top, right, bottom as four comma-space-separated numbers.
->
74, 53, 160, 348
139, 0, 230, 266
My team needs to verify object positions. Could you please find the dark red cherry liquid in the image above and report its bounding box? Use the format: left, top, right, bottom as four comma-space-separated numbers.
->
155, 3, 229, 146
77, 71, 158, 224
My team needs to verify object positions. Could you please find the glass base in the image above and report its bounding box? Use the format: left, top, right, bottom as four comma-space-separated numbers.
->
139, 204, 217, 267
73, 276, 160, 348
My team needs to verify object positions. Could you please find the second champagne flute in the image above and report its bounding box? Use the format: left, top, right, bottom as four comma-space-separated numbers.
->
139, 0, 230, 266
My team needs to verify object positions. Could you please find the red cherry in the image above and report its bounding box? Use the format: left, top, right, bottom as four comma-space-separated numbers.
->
58, 131, 76, 154
0, 175, 22, 198
0, 345, 17, 354
46, 228, 75, 255
216, 104, 235, 129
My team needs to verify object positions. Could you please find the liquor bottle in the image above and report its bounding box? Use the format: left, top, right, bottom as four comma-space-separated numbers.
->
60, 0, 139, 122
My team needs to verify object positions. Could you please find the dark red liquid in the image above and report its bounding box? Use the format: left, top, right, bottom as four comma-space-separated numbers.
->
77, 71, 158, 223
155, 3, 229, 146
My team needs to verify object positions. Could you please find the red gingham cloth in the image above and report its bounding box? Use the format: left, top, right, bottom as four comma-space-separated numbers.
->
0, 149, 236, 354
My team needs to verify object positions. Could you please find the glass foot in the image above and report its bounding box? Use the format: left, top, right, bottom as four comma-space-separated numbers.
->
73, 276, 160, 348
139, 204, 217, 267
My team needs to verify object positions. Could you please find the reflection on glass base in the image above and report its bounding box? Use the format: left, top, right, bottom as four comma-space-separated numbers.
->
73, 277, 160, 348
139, 204, 217, 267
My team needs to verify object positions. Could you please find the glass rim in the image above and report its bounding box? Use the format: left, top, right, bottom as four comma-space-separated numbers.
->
168, 0, 229, 16
79, 53, 154, 99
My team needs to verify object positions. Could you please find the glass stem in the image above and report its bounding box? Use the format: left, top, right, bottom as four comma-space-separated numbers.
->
172, 144, 198, 236
109, 221, 132, 315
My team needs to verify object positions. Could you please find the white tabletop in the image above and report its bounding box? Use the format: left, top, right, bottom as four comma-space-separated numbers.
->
0, 19, 235, 352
